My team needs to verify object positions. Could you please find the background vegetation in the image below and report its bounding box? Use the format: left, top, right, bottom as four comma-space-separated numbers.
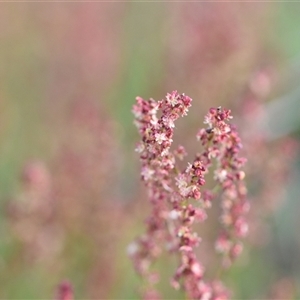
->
0, 2, 300, 299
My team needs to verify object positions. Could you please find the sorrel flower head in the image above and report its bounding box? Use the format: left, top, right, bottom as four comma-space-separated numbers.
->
7, 99, 123, 299
129, 91, 248, 299
56, 280, 74, 300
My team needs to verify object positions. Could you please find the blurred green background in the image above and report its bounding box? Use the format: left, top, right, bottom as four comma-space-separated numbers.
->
0, 2, 300, 299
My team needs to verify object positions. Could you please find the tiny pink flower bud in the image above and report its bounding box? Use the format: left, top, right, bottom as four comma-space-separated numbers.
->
141, 167, 155, 181
236, 171, 245, 180
174, 145, 187, 160
166, 91, 179, 107
155, 132, 167, 144
56, 281, 73, 300
169, 209, 181, 220
194, 208, 207, 222
214, 169, 228, 183
191, 186, 201, 199
177, 227, 187, 237
230, 242, 243, 260
222, 199, 232, 210
215, 234, 231, 254
191, 261, 204, 278
220, 213, 233, 226
234, 218, 249, 237
197, 178, 206, 186
200, 292, 212, 300
179, 245, 193, 252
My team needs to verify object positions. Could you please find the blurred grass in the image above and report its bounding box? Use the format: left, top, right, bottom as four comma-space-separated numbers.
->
111, 2, 166, 147
275, 3, 300, 58
108, 2, 167, 205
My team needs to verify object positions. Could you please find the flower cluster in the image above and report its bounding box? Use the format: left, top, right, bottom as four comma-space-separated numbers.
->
56, 281, 74, 300
239, 68, 298, 256
129, 91, 248, 299
7, 99, 123, 299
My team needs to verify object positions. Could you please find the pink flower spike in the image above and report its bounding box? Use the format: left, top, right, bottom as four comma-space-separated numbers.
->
129, 93, 248, 299
56, 281, 74, 300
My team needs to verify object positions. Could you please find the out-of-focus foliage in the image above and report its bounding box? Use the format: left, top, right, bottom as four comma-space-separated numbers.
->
0, 2, 300, 299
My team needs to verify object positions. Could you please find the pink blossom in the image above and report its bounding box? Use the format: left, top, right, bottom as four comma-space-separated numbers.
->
56, 281, 74, 300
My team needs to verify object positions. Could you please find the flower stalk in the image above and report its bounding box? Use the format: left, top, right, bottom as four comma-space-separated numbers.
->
129, 91, 248, 300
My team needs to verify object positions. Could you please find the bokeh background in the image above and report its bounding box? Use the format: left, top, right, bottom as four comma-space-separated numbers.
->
1, 2, 300, 299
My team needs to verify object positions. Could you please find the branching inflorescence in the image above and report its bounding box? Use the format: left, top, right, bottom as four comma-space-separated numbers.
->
129, 91, 249, 300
